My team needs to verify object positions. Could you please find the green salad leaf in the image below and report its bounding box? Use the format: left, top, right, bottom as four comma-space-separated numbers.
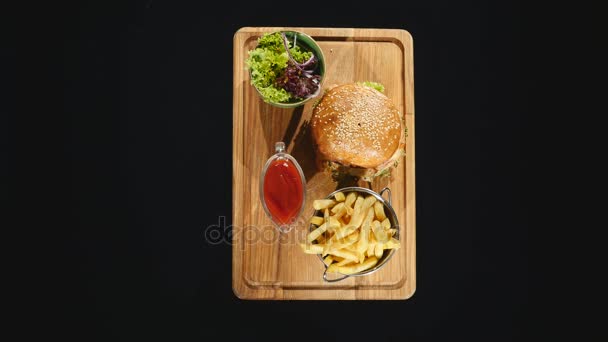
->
254, 85, 292, 103
358, 81, 385, 93
245, 32, 312, 103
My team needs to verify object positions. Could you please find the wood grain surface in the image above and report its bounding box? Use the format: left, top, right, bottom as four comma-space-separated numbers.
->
233, 27, 415, 299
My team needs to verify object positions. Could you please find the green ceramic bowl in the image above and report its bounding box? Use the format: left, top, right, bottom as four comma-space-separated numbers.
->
250, 31, 325, 108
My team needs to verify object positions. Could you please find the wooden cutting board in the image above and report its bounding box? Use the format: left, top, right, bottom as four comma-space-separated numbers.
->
232, 27, 415, 299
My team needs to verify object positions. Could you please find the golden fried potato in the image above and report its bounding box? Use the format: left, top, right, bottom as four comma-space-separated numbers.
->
372, 220, 389, 243
381, 218, 391, 230
362, 195, 377, 212
313, 199, 336, 210
344, 192, 357, 211
326, 264, 340, 273
307, 217, 339, 242
374, 243, 384, 259
305, 191, 399, 276
310, 216, 324, 226
347, 196, 365, 228
326, 231, 359, 253
367, 233, 377, 257
333, 208, 347, 220
330, 203, 348, 220
355, 207, 375, 261
339, 217, 349, 227
330, 202, 344, 214
374, 201, 386, 221
300, 243, 325, 254
335, 258, 354, 267
334, 191, 346, 202
384, 238, 401, 250
329, 257, 379, 275
333, 225, 355, 240
323, 208, 330, 229
327, 248, 359, 263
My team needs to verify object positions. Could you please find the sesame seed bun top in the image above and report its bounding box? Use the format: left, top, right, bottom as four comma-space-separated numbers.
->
311, 83, 403, 170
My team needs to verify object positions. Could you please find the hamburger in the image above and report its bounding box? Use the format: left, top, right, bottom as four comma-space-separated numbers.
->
311, 83, 406, 182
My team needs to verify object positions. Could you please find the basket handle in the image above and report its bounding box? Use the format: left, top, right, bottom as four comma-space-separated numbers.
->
323, 268, 350, 282
379, 187, 392, 205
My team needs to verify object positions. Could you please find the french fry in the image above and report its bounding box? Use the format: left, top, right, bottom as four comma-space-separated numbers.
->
334, 191, 346, 202
327, 211, 342, 234
344, 192, 357, 209
335, 258, 354, 267
339, 217, 349, 227
345, 244, 358, 253
305, 191, 399, 276
372, 220, 389, 243
327, 248, 359, 263
327, 264, 339, 273
332, 205, 348, 221
322, 241, 332, 256
344, 245, 364, 264
374, 242, 384, 258
335, 196, 365, 239
307, 219, 338, 242
361, 195, 377, 212
373, 201, 386, 221
367, 233, 377, 257
324, 223, 349, 256
381, 218, 391, 230
323, 208, 330, 232
330, 202, 345, 214
326, 231, 359, 254
329, 257, 379, 275
384, 237, 401, 250
300, 243, 325, 254
310, 216, 324, 226
357, 252, 365, 264
334, 224, 356, 240
367, 246, 376, 258
352, 196, 364, 217
307, 224, 326, 243
355, 207, 375, 260
313, 199, 335, 210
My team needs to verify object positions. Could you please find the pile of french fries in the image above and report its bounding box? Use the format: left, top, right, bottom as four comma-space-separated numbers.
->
300, 191, 401, 275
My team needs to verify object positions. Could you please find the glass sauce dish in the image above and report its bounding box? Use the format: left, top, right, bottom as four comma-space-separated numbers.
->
260, 142, 306, 232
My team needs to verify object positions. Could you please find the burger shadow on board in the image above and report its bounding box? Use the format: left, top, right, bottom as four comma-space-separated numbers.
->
257, 99, 351, 193
257, 100, 317, 181
256, 101, 316, 179
288, 119, 317, 182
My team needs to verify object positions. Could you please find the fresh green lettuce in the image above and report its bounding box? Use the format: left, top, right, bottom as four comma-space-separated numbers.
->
254, 84, 291, 103
358, 81, 385, 93
245, 33, 312, 103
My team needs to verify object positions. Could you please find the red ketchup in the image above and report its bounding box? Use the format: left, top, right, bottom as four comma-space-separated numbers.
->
263, 158, 304, 225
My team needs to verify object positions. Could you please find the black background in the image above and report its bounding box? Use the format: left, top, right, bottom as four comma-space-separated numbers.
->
26, 0, 548, 340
